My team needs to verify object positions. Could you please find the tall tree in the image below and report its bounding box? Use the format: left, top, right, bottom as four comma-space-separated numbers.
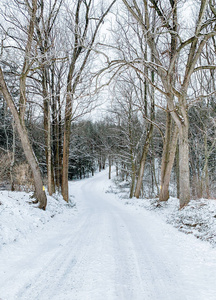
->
35, 0, 63, 195
0, 0, 47, 209
61, 0, 116, 202
121, 0, 216, 208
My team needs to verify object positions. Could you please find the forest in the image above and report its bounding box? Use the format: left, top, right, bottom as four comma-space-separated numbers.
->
1, 0, 216, 210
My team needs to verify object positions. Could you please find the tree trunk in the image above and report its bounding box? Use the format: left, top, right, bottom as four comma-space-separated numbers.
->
175, 142, 180, 199
204, 165, 210, 198
61, 116, 71, 202
0, 67, 47, 209
152, 157, 159, 196
47, 100, 55, 195
51, 64, 63, 192
51, 63, 58, 190
201, 134, 211, 198
121, 162, 125, 181
134, 124, 153, 198
41, 65, 55, 196
56, 82, 63, 190
108, 156, 112, 179
159, 113, 178, 201
98, 158, 102, 172
150, 156, 154, 197
116, 161, 119, 177
129, 160, 136, 198
102, 157, 106, 169
178, 120, 190, 208
9, 118, 15, 191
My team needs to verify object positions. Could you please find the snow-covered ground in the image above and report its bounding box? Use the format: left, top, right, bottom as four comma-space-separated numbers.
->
0, 190, 75, 247
0, 171, 216, 299
109, 179, 216, 246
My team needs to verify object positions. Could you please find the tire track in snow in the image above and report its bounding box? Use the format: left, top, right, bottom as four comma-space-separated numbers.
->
112, 211, 186, 300
15, 213, 95, 300
111, 211, 147, 299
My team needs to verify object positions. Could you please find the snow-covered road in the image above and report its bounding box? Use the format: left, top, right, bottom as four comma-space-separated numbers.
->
1, 171, 216, 300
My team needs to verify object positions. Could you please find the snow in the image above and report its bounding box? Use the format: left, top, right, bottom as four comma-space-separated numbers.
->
110, 181, 216, 246
0, 170, 216, 299
0, 190, 75, 247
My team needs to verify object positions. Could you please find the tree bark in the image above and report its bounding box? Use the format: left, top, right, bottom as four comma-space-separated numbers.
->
61, 111, 71, 202
0, 67, 47, 209
116, 161, 119, 177
108, 156, 112, 179
55, 79, 63, 190
178, 118, 190, 208
201, 134, 211, 198
42, 66, 55, 195
134, 124, 153, 198
175, 142, 180, 199
19, 0, 37, 122
159, 112, 178, 201
51, 64, 60, 191
98, 158, 102, 172
129, 160, 136, 198
47, 98, 55, 195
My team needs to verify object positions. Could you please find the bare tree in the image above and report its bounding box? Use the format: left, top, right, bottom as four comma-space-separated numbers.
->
61, 0, 116, 202
0, 0, 47, 209
120, 0, 216, 208
34, 0, 63, 195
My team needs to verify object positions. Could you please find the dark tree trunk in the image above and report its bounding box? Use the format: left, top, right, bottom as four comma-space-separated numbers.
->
159, 113, 178, 202
134, 124, 153, 198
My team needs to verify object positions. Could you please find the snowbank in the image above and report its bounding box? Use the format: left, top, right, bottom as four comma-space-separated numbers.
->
0, 190, 75, 247
108, 179, 216, 247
